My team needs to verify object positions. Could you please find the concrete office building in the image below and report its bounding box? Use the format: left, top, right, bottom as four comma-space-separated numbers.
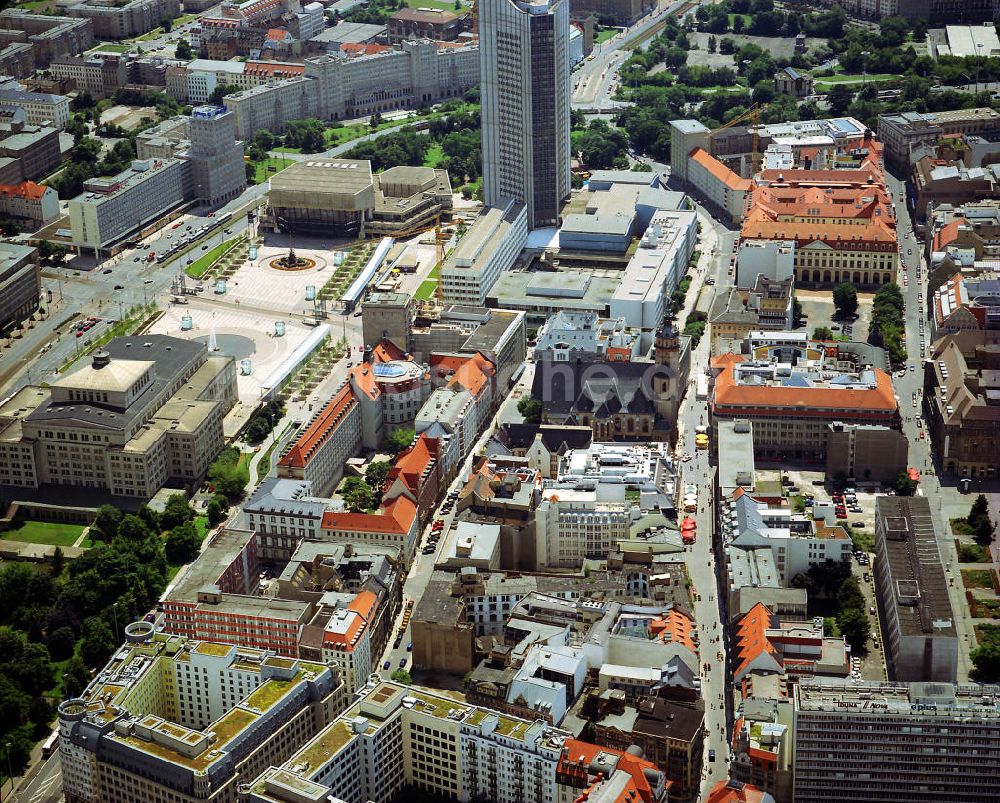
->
69, 106, 246, 253
480, 0, 570, 229
0, 88, 69, 129
0, 243, 39, 332
65, 0, 180, 39
0, 336, 236, 499
68, 158, 189, 254
267, 159, 452, 238
222, 41, 480, 139
792, 678, 1000, 803
57, 628, 345, 803
873, 495, 958, 683
186, 105, 246, 207
362, 291, 413, 353
878, 108, 1000, 170
440, 198, 528, 305
0, 10, 93, 68
49, 54, 127, 99
0, 118, 61, 182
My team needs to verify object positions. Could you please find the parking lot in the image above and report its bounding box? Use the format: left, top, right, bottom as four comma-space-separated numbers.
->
795, 289, 870, 342
756, 467, 890, 680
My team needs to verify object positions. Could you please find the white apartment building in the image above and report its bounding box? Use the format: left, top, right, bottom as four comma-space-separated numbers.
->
415, 387, 476, 461
722, 491, 852, 584
736, 239, 795, 286
319, 594, 376, 696
185, 59, 246, 104
68, 158, 188, 253
245, 680, 572, 803
610, 209, 697, 350
534, 488, 630, 567
0, 89, 70, 129
440, 198, 527, 305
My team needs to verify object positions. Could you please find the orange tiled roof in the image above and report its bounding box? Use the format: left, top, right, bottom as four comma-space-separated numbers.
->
386, 434, 435, 496
746, 183, 894, 226
740, 217, 897, 246
244, 60, 303, 77
705, 780, 772, 803
265, 27, 288, 40
648, 609, 698, 653
278, 384, 356, 469
371, 338, 407, 364
0, 181, 49, 200
713, 358, 897, 417
690, 148, 752, 191
432, 352, 495, 398
350, 363, 381, 400
321, 495, 416, 534
323, 590, 378, 651
340, 43, 392, 56
733, 603, 781, 680
932, 220, 962, 252
757, 165, 883, 187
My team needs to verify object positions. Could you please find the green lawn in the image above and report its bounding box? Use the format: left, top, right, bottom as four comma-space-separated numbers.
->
815, 73, 895, 89
185, 238, 237, 279
252, 156, 294, 184
194, 515, 210, 543
423, 144, 444, 167
3, 519, 87, 546
92, 43, 129, 53
415, 280, 438, 300
594, 27, 620, 44
963, 569, 998, 591
957, 541, 990, 563
404, 0, 463, 10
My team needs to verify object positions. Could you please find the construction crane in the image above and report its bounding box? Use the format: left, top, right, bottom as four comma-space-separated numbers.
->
710, 103, 767, 176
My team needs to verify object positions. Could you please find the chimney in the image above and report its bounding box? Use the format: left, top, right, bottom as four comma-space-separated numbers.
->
92, 350, 111, 369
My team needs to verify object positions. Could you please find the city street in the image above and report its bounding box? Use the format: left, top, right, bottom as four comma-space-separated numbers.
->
883, 173, 999, 681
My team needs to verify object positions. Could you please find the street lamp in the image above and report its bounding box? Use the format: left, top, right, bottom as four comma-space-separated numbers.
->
112, 602, 120, 644
2, 741, 11, 803
975, 42, 984, 95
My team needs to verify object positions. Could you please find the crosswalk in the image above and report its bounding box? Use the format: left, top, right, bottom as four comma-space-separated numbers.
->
22, 770, 60, 803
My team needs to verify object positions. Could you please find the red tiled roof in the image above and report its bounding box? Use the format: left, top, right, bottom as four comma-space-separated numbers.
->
933, 220, 962, 252
432, 352, 495, 398
321, 495, 416, 534
340, 43, 392, 56
713, 358, 898, 416
278, 384, 356, 469
0, 181, 49, 200
705, 779, 772, 803
733, 603, 781, 680
690, 148, 752, 191
350, 363, 381, 400
386, 434, 435, 497
648, 609, 697, 653
244, 60, 304, 77
740, 217, 897, 246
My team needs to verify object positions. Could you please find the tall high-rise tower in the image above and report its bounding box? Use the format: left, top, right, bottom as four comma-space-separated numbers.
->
480, 0, 570, 229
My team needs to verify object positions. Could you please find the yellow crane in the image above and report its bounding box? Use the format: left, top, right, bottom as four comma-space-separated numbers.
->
710, 102, 767, 175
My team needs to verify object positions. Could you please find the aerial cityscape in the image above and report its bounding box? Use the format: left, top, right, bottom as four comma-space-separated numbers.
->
0, 0, 999, 802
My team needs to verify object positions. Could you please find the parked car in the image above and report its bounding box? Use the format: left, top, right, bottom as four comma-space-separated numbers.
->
852, 521, 865, 528
399, 658, 407, 669
383, 660, 391, 670
869, 606, 876, 616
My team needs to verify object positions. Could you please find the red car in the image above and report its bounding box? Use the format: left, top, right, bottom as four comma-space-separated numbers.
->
75, 331, 83, 338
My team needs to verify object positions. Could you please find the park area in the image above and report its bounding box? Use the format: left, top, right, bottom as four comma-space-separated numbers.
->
2, 519, 89, 547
